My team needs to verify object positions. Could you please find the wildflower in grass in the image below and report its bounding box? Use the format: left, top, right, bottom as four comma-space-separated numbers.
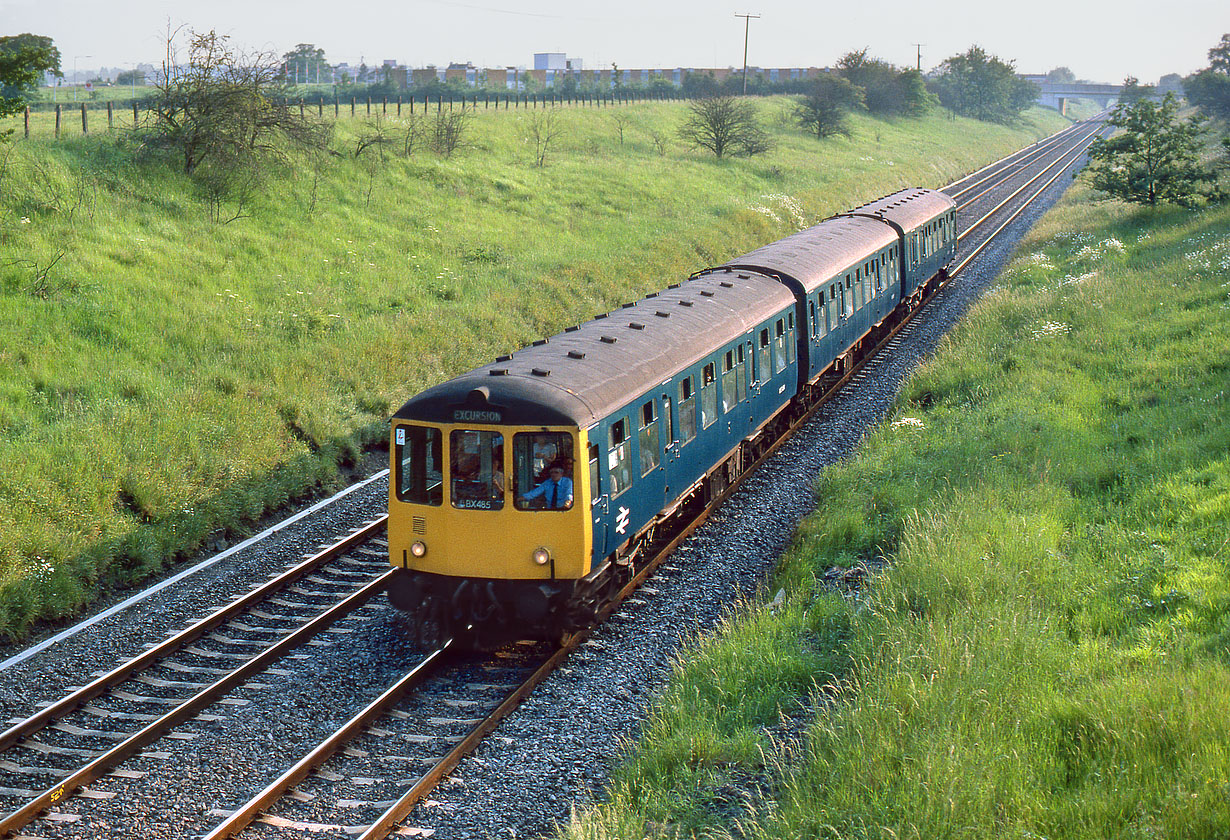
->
1030, 321, 1071, 339
20, 216, 31, 224
893, 416, 925, 428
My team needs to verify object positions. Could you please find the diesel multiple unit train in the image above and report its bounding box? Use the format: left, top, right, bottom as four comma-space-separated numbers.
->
387, 187, 958, 644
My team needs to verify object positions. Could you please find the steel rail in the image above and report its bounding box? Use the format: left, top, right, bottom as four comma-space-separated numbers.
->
943, 119, 1087, 196
946, 124, 1083, 202
0, 568, 397, 839
957, 121, 1103, 249
951, 121, 1104, 217
950, 124, 1107, 277
201, 642, 453, 840
0, 516, 389, 756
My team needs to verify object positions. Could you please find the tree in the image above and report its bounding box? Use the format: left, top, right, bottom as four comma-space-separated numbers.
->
1118, 76, 1156, 104
0, 33, 61, 125
930, 46, 1039, 124
1184, 34, 1230, 120
678, 95, 772, 158
681, 70, 720, 98
115, 68, 146, 87
526, 108, 565, 166
836, 49, 930, 116
1083, 93, 1218, 206
282, 43, 330, 85
143, 28, 332, 220
795, 73, 863, 139
1046, 66, 1076, 83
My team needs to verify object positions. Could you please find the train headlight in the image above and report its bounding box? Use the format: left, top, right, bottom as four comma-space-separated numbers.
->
410, 541, 428, 558
532, 547, 551, 566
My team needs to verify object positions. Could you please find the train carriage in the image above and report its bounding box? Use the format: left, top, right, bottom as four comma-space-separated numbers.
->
388, 270, 797, 644
386, 187, 958, 645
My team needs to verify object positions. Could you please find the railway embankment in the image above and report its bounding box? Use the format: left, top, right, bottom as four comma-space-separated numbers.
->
0, 101, 1070, 642
563, 184, 1230, 837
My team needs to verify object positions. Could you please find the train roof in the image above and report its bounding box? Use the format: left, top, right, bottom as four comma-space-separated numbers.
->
718, 214, 898, 295
392, 270, 795, 429
842, 187, 956, 233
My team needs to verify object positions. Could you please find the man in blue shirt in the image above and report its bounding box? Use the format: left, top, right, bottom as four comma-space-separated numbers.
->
519, 466, 574, 510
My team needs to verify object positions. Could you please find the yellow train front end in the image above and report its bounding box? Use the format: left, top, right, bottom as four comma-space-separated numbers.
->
387, 410, 602, 644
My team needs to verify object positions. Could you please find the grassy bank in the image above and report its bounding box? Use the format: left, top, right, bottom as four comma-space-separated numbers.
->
0, 100, 1068, 640
564, 186, 1230, 837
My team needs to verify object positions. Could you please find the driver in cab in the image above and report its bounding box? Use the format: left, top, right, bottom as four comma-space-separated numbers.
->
518, 466, 573, 510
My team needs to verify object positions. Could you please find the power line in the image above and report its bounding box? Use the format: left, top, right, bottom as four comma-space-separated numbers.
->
735, 13, 760, 95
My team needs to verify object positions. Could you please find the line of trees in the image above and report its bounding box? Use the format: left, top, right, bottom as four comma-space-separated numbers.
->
0, 34, 61, 134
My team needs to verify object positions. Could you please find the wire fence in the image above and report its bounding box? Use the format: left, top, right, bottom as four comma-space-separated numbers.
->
14, 89, 685, 140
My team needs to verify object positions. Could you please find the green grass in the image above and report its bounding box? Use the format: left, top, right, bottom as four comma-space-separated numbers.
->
0, 100, 1068, 640
562, 186, 1230, 838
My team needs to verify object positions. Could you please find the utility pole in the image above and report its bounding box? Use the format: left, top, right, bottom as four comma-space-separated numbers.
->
735, 13, 760, 95
912, 43, 925, 72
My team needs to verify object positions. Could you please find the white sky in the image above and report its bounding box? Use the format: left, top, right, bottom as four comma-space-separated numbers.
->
2, 0, 1223, 84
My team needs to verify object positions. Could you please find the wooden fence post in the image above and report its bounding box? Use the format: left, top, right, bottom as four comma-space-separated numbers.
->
55, 104, 61, 138
133, 101, 138, 125
24, 106, 29, 138
366, 97, 371, 115
351, 97, 356, 117
107, 101, 113, 130
318, 99, 323, 116
81, 103, 88, 134
382, 96, 387, 115
299, 100, 305, 117
397, 96, 401, 116
334, 97, 339, 117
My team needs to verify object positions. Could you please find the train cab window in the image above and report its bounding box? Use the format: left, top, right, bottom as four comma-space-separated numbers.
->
787, 313, 796, 363
701, 363, 718, 428
605, 421, 632, 499
679, 377, 698, 443
772, 319, 787, 374
514, 431, 574, 510
395, 425, 442, 506
721, 350, 738, 413
638, 400, 660, 475
588, 442, 600, 505
450, 429, 505, 511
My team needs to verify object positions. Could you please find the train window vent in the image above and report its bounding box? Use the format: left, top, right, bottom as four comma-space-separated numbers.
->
564, 325, 580, 333
621, 302, 636, 309
497, 354, 513, 362
489, 368, 509, 376
737, 274, 749, 280
655, 311, 671, 318
668, 282, 682, 289
600, 335, 618, 344
567, 350, 586, 360
700, 290, 715, 297
644, 292, 659, 299
595, 312, 609, 319
628, 322, 646, 330
413, 517, 426, 535
679, 300, 695, 307
531, 368, 551, 377
533, 338, 549, 346
719, 281, 734, 288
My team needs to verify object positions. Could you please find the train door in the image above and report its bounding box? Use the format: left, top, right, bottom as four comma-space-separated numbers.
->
587, 427, 609, 562
669, 373, 701, 497
635, 395, 669, 514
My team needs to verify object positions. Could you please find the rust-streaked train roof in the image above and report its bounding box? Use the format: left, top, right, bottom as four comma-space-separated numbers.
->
715, 187, 954, 294
843, 187, 956, 233
718, 214, 897, 295
392, 270, 794, 428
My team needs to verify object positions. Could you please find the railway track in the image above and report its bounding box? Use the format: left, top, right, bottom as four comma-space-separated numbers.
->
0, 114, 1107, 840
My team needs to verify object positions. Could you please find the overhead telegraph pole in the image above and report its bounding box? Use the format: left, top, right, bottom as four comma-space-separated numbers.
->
735, 13, 760, 95
912, 43, 925, 71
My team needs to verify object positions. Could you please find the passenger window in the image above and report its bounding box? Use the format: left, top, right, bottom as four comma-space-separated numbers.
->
638, 400, 660, 475
844, 276, 853, 317
736, 344, 747, 402
395, 425, 442, 506
758, 329, 772, 379
701, 362, 718, 427
513, 431, 573, 510
606, 420, 632, 498
721, 350, 738, 413
450, 430, 505, 511
773, 318, 787, 374
679, 377, 698, 443
588, 442, 600, 505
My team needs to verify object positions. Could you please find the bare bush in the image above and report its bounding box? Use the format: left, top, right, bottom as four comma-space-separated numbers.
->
678, 95, 773, 158
526, 109, 566, 167
431, 108, 471, 157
